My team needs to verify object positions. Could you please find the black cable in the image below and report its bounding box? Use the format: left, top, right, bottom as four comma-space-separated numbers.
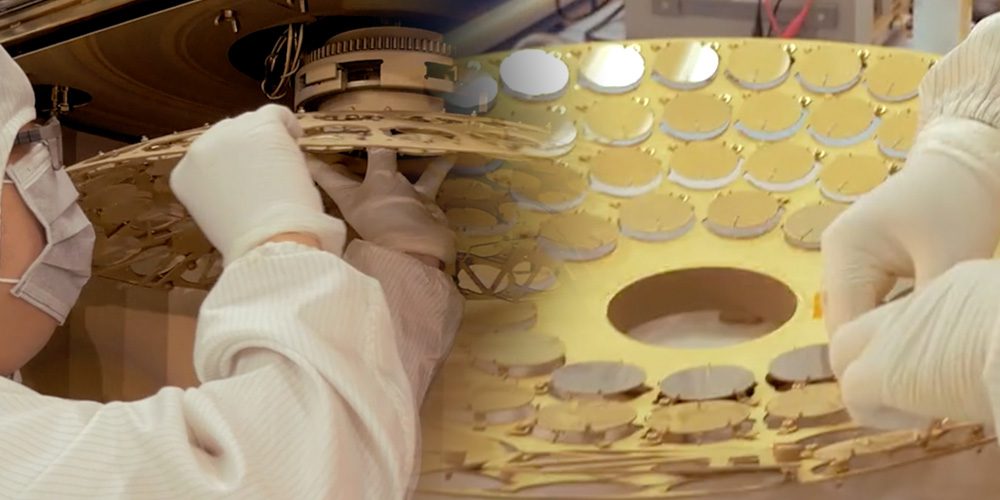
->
556, 0, 611, 22
766, 0, 784, 37
752, 0, 764, 37
584, 3, 625, 40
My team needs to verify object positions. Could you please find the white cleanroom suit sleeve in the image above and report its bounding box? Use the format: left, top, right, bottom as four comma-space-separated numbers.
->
0, 241, 417, 499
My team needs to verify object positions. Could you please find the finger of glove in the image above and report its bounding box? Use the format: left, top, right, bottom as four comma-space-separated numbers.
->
821, 222, 902, 335
306, 155, 360, 194
366, 147, 399, 180
829, 297, 909, 379
839, 356, 935, 430
415, 155, 456, 198
254, 104, 304, 138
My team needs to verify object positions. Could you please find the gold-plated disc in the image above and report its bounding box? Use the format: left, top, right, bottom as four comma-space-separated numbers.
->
667, 141, 741, 190
876, 110, 918, 159
442, 384, 537, 425
660, 93, 732, 141
651, 41, 720, 90
506, 161, 588, 212
470, 332, 567, 377
647, 401, 753, 441
807, 98, 878, 147
865, 53, 929, 102
704, 191, 784, 238
581, 99, 655, 146
446, 205, 517, 236
743, 143, 818, 192
549, 361, 647, 399
538, 212, 619, 261
459, 299, 538, 335
782, 203, 846, 250
578, 44, 647, 94
726, 42, 792, 90
735, 92, 806, 141
768, 344, 835, 386
659, 365, 757, 402
534, 401, 637, 444
765, 383, 845, 422
795, 45, 863, 94
589, 148, 663, 197
818, 154, 890, 202
619, 194, 696, 242
499, 49, 570, 101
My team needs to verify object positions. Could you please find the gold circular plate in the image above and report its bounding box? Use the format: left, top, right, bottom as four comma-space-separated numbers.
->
726, 42, 791, 89
578, 44, 647, 94
660, 93, 732, 141
536, 400, 637, 434
618, 194, 695, 241
705, 191, 784, 238
549, 361, 647, 398
782, 203, 846, 250
506, 161, 588, 212
876, 110, 918, 159
735, 92, 805, 140
499, 49, 570, 100
865, 52, 929, 102
582, 98, 655, 146
795, 45, 862, 93
659, 365, 757, 401
765, 383, 844, 419
667, 141, 741, 189
589, 148, 663, 195
647, 401, 752, 435
743, 142, 817, 192
652, 41, 720, 89
538, 212, 619, 260
807, 98, 876, 146
469, 332, 566, 377
818, 154, 890, 202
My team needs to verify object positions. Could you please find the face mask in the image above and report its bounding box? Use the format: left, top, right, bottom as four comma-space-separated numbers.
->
0, 118, 95, 324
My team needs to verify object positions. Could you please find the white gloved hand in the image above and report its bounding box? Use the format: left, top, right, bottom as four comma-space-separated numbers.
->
821, 118, 1000, 334
829, 259, 1000, 431
0, 44, 36, 171
307, 148, 456, 267
171, 104, 346, 265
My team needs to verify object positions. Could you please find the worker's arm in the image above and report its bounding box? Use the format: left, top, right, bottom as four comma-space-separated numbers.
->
0, 238, 417, 498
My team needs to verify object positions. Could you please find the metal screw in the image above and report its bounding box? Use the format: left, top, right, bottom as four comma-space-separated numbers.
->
214, 9, 240, 34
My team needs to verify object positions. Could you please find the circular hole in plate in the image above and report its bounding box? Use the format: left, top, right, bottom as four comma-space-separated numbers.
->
743, 142, 818, 192
499, 49, 570, 101
795, 45, 862, 94
581, 99, 655, 146
578, 44, 646, 94
419, 470, 507, 491
460, 299, 538, 335
608, 267, 797, 349
469, 331, 566, 378
807, 98, 878, 147
652, 41, 720, 90
618, 193, 696, 242
865, 53, 928, 102
667, 141, 742, 190
589, 148, 663, 197
704, 191, 784, 239
782, 203, 846, 250
549, 361, 647, 399
660, 93, 732, 141
668, 470, 787, 494
513, 481, 643, 497
818, 154, 890, 203
538, 212, 618, 262
446, 68, 499, 115
767, 344, 835, 388
735, 92, 807, 142
876, 110, 918, 159
659, 365, 757, 401
726, 43, 792, 90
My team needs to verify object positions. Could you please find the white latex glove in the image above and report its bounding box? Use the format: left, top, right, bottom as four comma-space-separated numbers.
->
307, 148, 456, 267
0, 44, 36, 172
829, 259, 1000, 431
171, 104, 346, 265
821, 118, 1000, 334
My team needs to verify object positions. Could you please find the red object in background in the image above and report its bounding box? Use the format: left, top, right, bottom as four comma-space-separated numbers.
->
763, 0, 815, 38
